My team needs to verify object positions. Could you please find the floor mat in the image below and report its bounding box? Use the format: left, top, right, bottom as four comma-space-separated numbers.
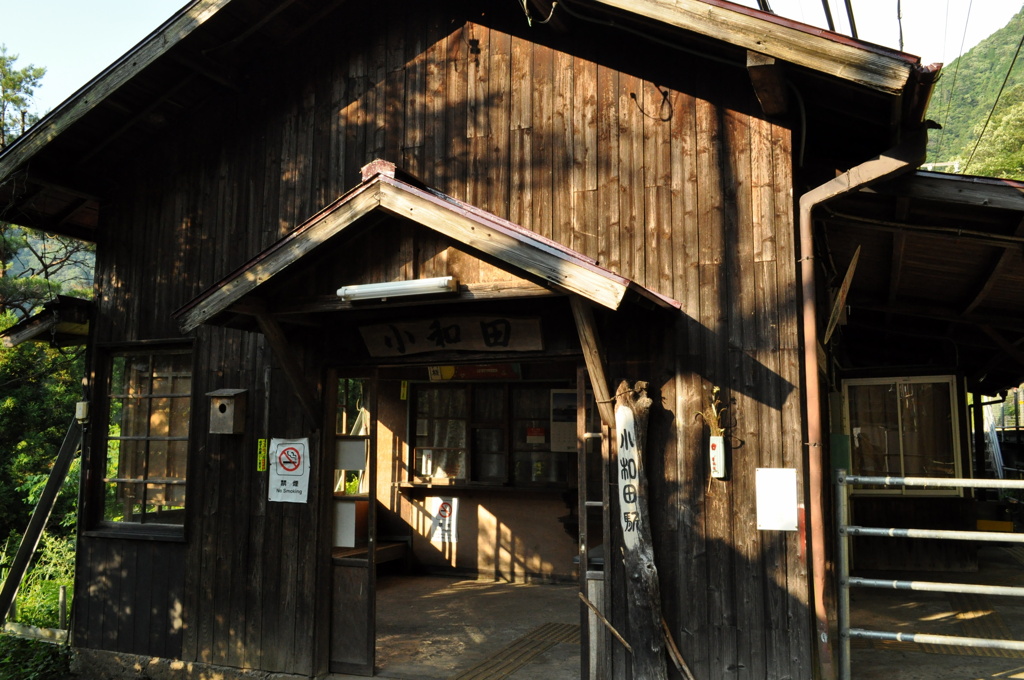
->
448, 623, 580, 680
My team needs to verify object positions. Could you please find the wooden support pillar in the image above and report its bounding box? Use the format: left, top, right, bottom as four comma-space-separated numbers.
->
570, 297, 615, 427
251, 303, 322, 426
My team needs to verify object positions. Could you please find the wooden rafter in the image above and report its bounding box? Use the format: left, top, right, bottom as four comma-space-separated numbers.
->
852, 301, 1024, 335
746, 51, 788, 115
961, 216, 1024, 317
979, 325, 1024, 372
824, 211, 1024, 250
877, 172, 1024, 211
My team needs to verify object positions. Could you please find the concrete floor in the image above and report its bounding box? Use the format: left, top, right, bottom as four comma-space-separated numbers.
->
358, 574, 581, 680
327, 547, 1024, 680
848, 546, 1024, 680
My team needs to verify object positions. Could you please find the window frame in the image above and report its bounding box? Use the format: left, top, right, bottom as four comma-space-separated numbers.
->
842, 374, 963, 497
87, 343, 194, 539
407, 380, 582, 488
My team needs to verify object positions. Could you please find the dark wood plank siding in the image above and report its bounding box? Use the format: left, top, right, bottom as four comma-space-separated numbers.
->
82, 3, 810, 677
72, 538, 185, 658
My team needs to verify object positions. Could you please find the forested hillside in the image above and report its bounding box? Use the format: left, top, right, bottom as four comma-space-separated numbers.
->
926, 6, 1024, 178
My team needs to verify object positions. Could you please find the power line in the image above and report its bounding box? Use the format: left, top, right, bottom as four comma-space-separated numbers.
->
963, 27, 1024, 173
935, 0, 973, 161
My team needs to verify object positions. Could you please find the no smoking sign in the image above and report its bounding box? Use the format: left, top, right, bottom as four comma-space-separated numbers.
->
277, 446, 303, 475
269, 438, 310, 504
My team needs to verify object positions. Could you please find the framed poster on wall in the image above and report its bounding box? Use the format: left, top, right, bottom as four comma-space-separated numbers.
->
550, 389, 596, 452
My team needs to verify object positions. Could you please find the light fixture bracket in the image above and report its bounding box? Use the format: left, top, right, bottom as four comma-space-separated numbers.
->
336, 276, 458, 302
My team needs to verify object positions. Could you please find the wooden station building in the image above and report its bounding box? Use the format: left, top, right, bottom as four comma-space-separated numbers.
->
2, 0, 1024, 678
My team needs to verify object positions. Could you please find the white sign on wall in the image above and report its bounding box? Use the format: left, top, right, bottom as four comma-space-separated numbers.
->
756, 468, 798, 531
269, 438, 311, 504
428, 496, 458, 543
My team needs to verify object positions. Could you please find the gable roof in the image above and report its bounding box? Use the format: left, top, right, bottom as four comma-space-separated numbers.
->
0, 0, 935, 241
0, 296, 92, 348
173, 160, 679, 333
819, 170, 1024, 394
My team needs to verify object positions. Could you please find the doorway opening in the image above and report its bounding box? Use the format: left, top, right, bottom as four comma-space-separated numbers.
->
328, 360, 601, 678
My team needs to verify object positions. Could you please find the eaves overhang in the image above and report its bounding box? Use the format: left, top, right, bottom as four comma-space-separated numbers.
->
583, 0, 924, 94
173, 160, 679, 334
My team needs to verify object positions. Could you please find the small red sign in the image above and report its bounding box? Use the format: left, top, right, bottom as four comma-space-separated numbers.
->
278, 446, 302, 472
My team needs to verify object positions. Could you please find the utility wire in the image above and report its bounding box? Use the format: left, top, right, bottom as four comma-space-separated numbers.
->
897, 0, 904, 52
963, 27, 1024, 174
935, 0, 972, 162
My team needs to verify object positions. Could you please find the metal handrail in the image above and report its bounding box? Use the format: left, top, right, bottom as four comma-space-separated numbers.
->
837, 469, 1024, 680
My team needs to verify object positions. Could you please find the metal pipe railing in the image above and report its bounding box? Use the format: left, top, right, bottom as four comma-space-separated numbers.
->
837, 469, 1024, 680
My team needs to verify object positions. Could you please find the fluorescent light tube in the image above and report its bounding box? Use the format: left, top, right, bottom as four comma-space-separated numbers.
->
336, 276, 458, 301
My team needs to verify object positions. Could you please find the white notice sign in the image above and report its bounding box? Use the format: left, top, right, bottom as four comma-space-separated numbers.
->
428, 496, 458, 543
269, 438, 311, 503
756, 468, 798, 531
615, 404, 641, 550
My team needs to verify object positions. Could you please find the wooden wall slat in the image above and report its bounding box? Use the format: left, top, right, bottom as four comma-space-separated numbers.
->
488, 28, 511, 221
551, 49, 574, 250
421, 14, 447, 189
402, 9, 426, 178
572, 59, 597, 258
530, 44, 554, 240
444, 23, 469, 200
596, 64, 620, 274
618, 72, 644, 285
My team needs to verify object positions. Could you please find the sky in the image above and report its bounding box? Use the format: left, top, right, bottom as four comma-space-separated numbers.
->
2, 0, 1022, 116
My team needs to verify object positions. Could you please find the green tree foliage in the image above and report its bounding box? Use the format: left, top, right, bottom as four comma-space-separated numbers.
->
963, 85, 1024, 179
0, 45, 44, 148
0, 319, 83, 542
926, 7, 1024, 177
0, 47, 91, 636
0, 634, 70, 680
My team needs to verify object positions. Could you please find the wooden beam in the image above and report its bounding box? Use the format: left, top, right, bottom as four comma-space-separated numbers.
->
979, 325, 1024, 371
746, 51, 788, 115
176, 185, 383, 332
378, 181, 629, 310
265, 281, 560, 316
77, 75, 200, 167
589, 0, 915, 93
0, 418, 80, 622
176, 171, 649, 334
876, 172, 1024, 211
0, 0, 234, 183
962, 216, 1024, 317
0, 314, 59, 348
570, 298, 615, 427
851, 300, 1024, 335
824, 212, 1024, 250
252, 304, 322, 426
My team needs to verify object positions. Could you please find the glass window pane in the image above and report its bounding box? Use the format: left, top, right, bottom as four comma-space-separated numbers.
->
103, 349, 191, 527
900, 382, 955, 477
473, 386, 505, 422
473, 428, 506, 481
848, 383, 900, 476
